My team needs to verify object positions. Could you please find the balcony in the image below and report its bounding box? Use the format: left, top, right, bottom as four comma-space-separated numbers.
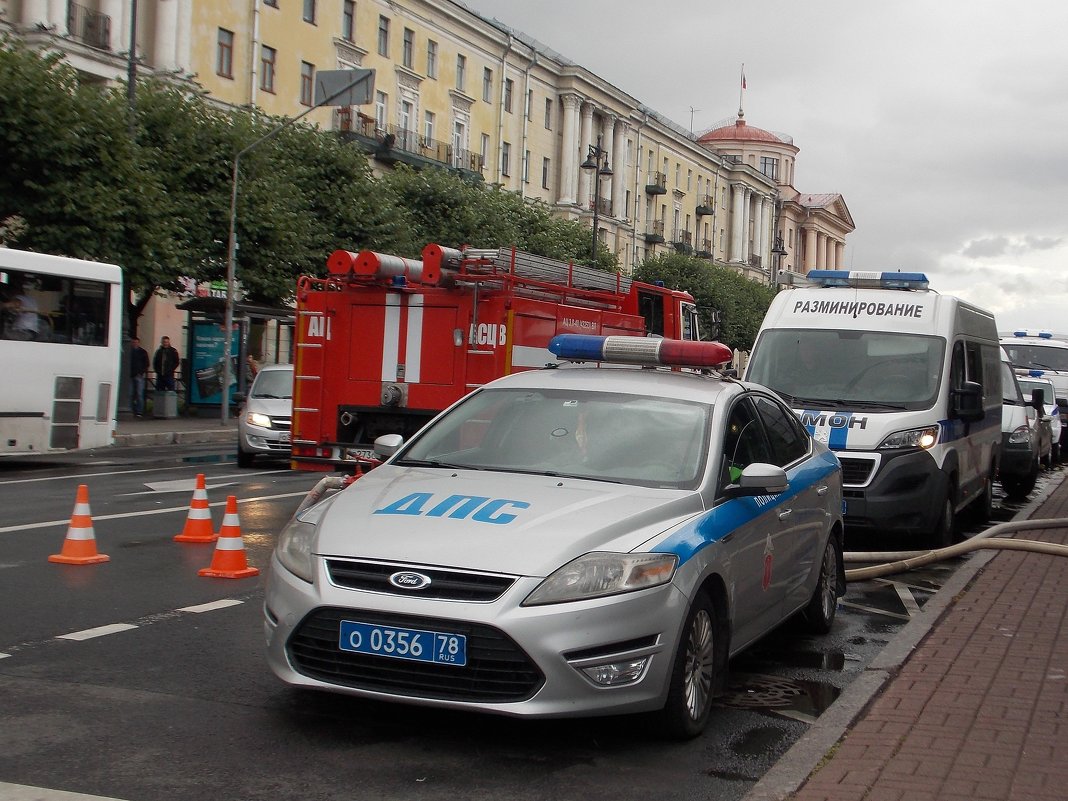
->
672, 229, 693, 255
643, 219, 665, 244
67, 2, 111, 50
695, 238, 712, 258
333, 111, 484, 178
748, 254, 763, 269
588, 196, 612, 217
645, 171, 667, 195
695, 195, 715, 216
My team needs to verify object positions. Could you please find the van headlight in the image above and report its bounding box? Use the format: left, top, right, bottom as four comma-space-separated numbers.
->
879, 426, 939, 450
523, 552, 678, 606
276, 517, 316, 583
1009, 424, 1031, 444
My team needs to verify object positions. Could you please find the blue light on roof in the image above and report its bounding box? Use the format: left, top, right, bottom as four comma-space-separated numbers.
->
808, 270, 929, 290
1030, 370, 1045, 377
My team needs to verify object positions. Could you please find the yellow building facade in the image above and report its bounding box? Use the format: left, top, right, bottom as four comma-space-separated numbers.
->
2, 0, 853, 280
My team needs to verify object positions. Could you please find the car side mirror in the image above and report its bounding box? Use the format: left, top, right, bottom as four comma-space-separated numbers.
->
723, 463, 789, 499
373, 433, 404, 458
952, 380, 984, 423
1030, 388, 1046, 416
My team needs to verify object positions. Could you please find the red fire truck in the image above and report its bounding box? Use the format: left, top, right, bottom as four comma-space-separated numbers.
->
290, 243, 702, 471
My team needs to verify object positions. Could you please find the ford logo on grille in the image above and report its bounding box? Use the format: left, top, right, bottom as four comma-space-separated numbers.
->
389, 571, 432, 590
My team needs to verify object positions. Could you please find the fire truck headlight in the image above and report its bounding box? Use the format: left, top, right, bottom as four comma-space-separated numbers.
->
247, 412, 272, 429
522, 552, 677, 606
878, 426, 939, 450
276, 517, 317, 583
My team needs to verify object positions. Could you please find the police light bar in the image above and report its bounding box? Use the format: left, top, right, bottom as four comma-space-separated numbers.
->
548, 334, 733, 368
1012, 330, 1054, 339
808, 270, 929, 290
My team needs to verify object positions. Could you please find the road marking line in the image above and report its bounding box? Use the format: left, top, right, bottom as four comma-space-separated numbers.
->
0, 781, 132, 800
0, 464, 193, 485
177, 599, 244, 613
894, 583, 922, 616
0, 490, 309, 534
57, 623, 138, 641
838, 600, 911, 620
0, 653, 10, 659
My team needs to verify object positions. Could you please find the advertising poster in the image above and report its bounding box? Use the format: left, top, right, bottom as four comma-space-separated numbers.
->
190, 321, 240, 405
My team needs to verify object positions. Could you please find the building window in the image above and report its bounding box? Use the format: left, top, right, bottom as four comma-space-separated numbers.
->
480, 133, 490, 166
424, 110, 435, 142
523, 149, 530, 183
503, 78, 513, 113
426, 40, 437, 78
377, 15, 389, 57
341, 1, 355, 41
375, 90, 387, 131
456, 54, 466, 91
300, 61, 315, 106
264, 0, 277, 7
526, 89, 533, 120
544, 98, 552, 129
303, 0, 316, 23
260, 45, 276, 93
216, 29, 234, 78
402, 28, 414, 69
760, 157, 779, 180
687, 170, 692, 191
542, 157, 551, 189
501, 142, 511, 177
482, 67, 493, 102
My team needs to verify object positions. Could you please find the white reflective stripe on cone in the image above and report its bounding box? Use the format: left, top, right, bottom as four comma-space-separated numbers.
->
187, 508, 211, 519
214, 537, 245, 550
65, 527, 96, 540
73, 503, 91, 515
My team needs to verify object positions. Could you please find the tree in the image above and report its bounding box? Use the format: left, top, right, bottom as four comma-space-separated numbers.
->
634, 253, 776, 350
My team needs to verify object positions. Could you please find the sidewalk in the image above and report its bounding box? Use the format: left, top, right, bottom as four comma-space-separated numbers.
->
112, 411, 237, 448
747, 471, 1068, 801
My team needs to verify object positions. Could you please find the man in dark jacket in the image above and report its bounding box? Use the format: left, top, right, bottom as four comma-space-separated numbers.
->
153, 335, 180, 391
129, 337, 150, 416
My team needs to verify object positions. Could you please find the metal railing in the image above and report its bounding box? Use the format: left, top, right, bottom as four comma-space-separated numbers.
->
645, 219, 665, 238
67, 2, 111, 50
589, 196, 612, 216
645, 171, 667, 192
672, 229, 692, 247
332, 111, 483, 173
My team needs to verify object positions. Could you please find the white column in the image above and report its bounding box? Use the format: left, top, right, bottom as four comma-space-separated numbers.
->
756, 196, 770, 267
816, 233, 827, 269
47, 0, 68, 34
835, 240, 845, 268
176, 0, 192, 73
557, 93, 581, 205
577, 103, 594, 208
101, 0, 123, 50
740, 188, 752, 263
729, 183, 746, 262
21, 0, 49, 28
118, 0, 133, 60
154, 0, 180, 72
804, 228, 818, 272
612, 119, 627, 219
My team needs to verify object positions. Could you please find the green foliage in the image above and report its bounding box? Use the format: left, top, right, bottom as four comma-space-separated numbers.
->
634, 252, 776, 350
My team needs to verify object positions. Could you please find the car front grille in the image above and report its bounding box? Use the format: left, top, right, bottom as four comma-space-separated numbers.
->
326, 559, 516, 602
269, 416, 291, 431
287, 607, 544, 703
838, 457, 875, 485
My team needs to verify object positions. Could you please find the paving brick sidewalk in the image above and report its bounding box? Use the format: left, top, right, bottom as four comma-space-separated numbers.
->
766, 479, 1068, 801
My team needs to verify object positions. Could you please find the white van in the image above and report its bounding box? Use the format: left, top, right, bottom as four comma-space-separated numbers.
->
1000, 331, 1068, 458
745, 270, 1001, 547
998, 349, 1041, 500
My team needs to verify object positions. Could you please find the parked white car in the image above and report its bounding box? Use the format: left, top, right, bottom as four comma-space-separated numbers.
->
236, 363, 293, 467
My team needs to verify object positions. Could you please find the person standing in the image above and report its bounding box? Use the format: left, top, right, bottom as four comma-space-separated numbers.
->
153, 335, 180, 391
129, 337, 149, 417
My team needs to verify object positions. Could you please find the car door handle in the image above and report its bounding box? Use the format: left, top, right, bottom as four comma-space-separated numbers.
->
778, 508, 793, 520
816, 485, 829, 496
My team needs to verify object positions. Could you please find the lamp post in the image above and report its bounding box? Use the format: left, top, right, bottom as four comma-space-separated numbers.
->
219, 68, 374, 425
580, 135, 613, 263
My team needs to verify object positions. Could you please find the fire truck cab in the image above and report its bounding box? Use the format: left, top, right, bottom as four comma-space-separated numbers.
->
291, 244, 701, 471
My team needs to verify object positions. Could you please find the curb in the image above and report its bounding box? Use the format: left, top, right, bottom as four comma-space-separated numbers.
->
112, 429, 236, 448
742, 471, 1067, 801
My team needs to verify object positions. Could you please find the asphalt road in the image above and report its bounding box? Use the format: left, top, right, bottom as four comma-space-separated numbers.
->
0, 444, 1055, 801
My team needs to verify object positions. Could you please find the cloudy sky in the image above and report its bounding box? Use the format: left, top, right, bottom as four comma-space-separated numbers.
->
465, 0, 1068, 333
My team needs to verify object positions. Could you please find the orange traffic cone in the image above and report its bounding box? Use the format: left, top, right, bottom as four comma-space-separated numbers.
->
198, 495, 259, 579
174, 473, 217, 543
49, 485, 110, 565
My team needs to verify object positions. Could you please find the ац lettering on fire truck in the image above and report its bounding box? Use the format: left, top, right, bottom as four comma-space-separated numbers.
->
307, 314, 332, 340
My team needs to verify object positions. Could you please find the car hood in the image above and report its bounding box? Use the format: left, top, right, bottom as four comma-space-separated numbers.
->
312, 466, 705, 577
246, 397, 292, 416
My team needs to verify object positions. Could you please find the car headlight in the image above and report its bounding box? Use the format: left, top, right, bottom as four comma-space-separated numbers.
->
1009, 424, 1032, 445
247, 412, 272, 428
878, 426, 939, 450
522, 552, 678, 606
276, 516, 316, 583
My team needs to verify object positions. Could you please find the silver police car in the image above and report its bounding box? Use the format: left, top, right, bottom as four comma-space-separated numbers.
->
265, 336, 844, 738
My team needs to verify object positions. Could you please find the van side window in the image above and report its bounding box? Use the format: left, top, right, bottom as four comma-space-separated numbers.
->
965, 342, 983, 385
950, 341, 966, 391
980, 345, 1000, 402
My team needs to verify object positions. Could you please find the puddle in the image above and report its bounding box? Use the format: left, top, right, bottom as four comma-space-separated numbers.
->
182, 454, 235, 464
717, 673, 841, 721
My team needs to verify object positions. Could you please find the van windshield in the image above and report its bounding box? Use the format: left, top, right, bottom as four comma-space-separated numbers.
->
1001, 343, 1068, 373
747, 329, 944, 411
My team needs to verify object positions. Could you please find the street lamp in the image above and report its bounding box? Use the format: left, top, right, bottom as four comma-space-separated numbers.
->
580, 135, 613, 263
219, 68, 374, 425
771, 234, 787, 289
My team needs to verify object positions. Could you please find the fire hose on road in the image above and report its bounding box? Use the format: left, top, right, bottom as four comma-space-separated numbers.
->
843, 517, 1068, 581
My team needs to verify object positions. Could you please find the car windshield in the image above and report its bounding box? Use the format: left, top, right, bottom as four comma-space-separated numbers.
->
252, 369, 293, 399
1018, 379, 1055, 407
746, 328, 944, 410
1002, 343, 1068, 372
396, 387, 712, 489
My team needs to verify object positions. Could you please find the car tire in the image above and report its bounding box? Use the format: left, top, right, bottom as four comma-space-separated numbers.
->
932, 489, 956, 549
656, 592, 720, 740
801, 536, 840, 635
1004, 459, 1040, 500
972, 469, 994, 525
237, 448, 255, 468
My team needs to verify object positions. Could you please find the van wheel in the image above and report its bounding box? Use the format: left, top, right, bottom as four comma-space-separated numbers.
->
933, 491, 956, 549
974, 470, 994, 524
1005, 460, 1040, 500
656, 592, 719, 740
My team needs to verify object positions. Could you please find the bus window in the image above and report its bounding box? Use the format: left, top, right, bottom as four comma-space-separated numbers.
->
638, 291, 665, 337
0, 269, 109, 345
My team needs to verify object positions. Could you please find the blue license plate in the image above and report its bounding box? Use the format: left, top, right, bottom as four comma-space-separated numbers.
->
339, 620, 467, 667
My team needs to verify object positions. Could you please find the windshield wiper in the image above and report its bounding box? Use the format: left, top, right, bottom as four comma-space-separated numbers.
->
393, 458, 481, 470
477, 466, 624, 483
254, 393, 283, 399
834, 399, 910, 410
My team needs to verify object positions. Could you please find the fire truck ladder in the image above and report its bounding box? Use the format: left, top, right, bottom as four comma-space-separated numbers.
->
462, 248, 633, 296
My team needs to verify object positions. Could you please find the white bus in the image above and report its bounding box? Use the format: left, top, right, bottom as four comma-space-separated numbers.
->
1, 249, 123, 455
